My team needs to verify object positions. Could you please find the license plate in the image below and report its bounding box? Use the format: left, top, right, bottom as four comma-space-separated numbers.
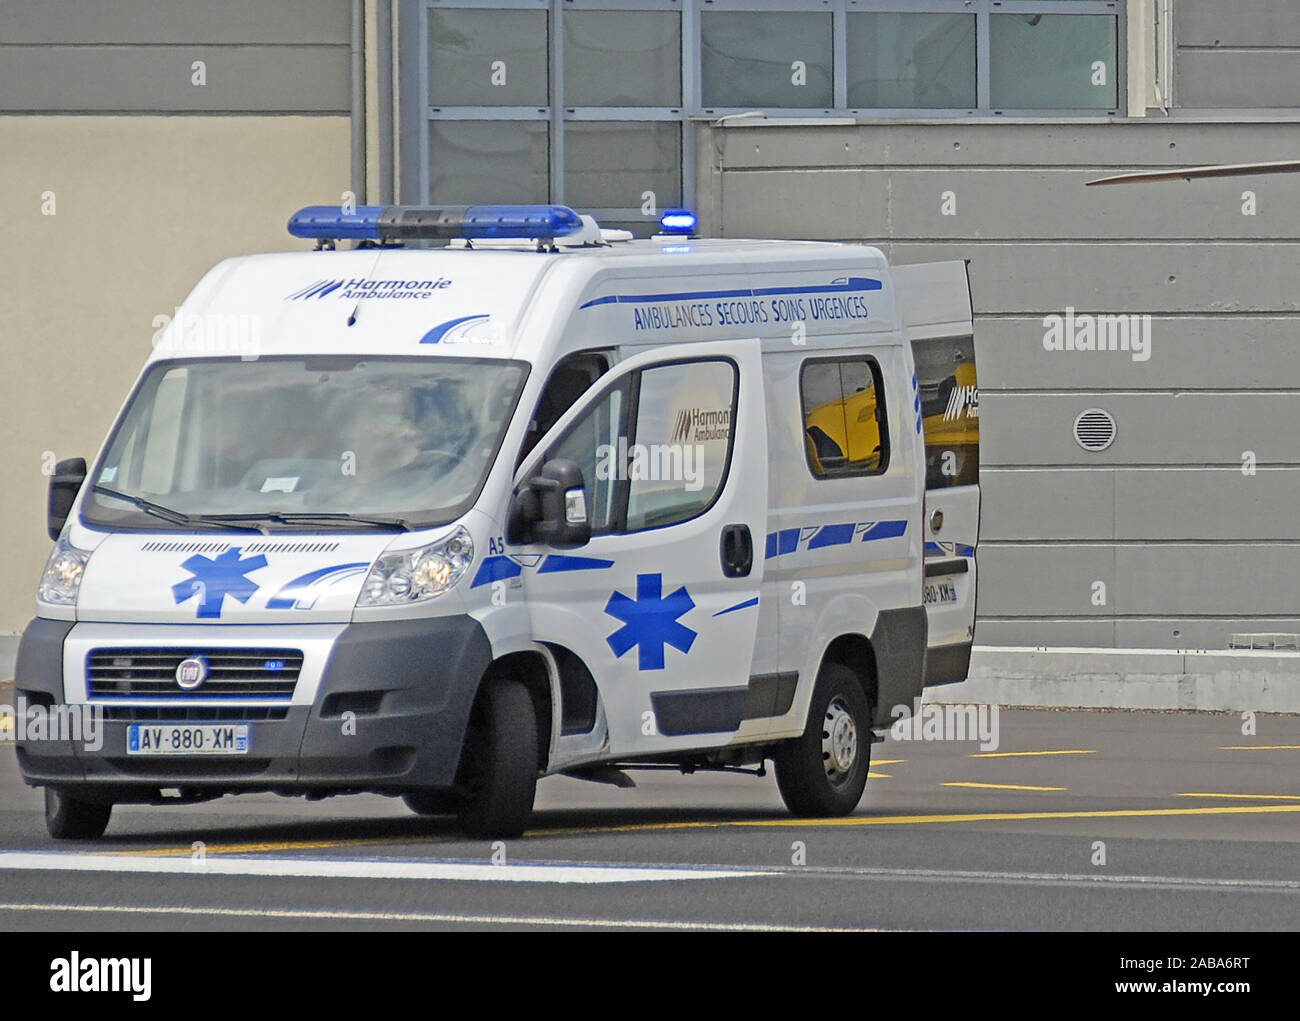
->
923, 581, 958, 605
127, 724, 249, 755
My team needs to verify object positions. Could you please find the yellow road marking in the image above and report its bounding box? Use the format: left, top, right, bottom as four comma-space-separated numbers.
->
970, 749, 1096, 759
1219, 745, 1300, 751
866, 772, 891, 779
872, 759, 906, 766
942, 782, 1067, 792
92, 803, 1300, 855
1178, 792, 1300, 801
99, 834, 452, 857
530, 804, 1300, 836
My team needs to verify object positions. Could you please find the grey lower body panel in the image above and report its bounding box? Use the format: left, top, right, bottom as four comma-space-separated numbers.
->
650, 671, 799, 737
924, 641, 973, 687
870, 605, 928, 728
13, 615, 492, 796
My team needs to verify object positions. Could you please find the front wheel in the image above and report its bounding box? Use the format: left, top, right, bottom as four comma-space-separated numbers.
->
45, 787, 113, 839
774, 663, 872, 817
456, 678, 539, 839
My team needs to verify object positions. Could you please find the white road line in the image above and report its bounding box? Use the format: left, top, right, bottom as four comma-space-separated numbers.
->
0, 902, 879, 931
0, 852, 763, 885
788, 864, 1300, 894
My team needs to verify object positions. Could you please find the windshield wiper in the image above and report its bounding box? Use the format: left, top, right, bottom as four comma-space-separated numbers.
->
91, 485, 257, 533
201, 511, 413, 532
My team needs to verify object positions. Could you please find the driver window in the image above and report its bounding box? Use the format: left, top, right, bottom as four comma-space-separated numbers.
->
519, 352, 610, 465
543, 379, 628, 534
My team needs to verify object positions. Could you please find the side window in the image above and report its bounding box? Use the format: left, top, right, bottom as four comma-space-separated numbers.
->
800, 357, 889, 479
625, 360, 735, 530
545, 379, 629, 534
913, 336, 979, 489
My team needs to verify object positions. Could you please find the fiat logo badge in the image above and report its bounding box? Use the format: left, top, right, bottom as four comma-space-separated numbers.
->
175, 655, 209, 690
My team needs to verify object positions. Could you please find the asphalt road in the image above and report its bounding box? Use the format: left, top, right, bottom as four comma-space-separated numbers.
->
1, 707, 1298, 931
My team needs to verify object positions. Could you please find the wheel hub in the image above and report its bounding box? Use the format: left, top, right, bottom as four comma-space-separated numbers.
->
822, 697, 859, 781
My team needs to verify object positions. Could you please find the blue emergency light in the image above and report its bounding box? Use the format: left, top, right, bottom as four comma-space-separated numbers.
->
659, 208, 698, 235
288, 204, 585, 242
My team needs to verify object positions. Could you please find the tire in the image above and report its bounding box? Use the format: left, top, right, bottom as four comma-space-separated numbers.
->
455, 678, 539, 839
403, 789, 458, 816
774, 663, 873, 817
45, 787, 113, 840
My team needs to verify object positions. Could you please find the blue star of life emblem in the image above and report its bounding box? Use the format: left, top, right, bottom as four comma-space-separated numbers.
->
172, 547, 268, 619
604, 573, 697, 671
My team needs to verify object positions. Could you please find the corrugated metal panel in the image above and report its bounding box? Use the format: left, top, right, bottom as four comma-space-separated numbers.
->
1176, 51, 1300, 109
1177, 0, 1300, 47
0, 44, 351, 113
0, 1, 350, 113
983, 393, 1300, 466
982, 469, 1300, 541
0, 0, 351, 44
723, 169, 1300, 240
977, 318, 1300, 390
716, 122, 1300, 170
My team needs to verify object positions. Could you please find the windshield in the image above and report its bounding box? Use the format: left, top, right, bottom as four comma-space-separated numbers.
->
83, 356, 529, 531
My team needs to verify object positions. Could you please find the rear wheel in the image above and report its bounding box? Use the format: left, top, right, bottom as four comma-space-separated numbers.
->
774, 663, 872, 817
44, 787, 113, 839
456, 678, 539, 839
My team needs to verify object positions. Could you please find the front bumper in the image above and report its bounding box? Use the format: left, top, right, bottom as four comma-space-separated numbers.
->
13, 615, 492, 794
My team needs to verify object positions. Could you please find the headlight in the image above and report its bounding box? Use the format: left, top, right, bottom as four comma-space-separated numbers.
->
356, 526, 474, 607
38, 537, 90, 605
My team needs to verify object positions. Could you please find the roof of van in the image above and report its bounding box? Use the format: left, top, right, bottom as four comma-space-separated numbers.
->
150, 237, 895, 364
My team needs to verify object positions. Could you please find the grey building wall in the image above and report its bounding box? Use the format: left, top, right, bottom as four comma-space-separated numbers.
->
695, 118, 1300, 650
0, 0, 352, 113
1174, 0, 1300, 110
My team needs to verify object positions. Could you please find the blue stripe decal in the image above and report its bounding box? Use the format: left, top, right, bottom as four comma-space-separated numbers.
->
767, 520, 907, 560
470, 555, 524, 589
266, 563, 369, 609
579, 277, 883, 310
808, 523, 855, 550
764, 527, 801, 560
537, 554, 616, 574
420, 313, 489, 344
860, 520, 908, 542
713, 596, 759, 617
925, 541, 975, 558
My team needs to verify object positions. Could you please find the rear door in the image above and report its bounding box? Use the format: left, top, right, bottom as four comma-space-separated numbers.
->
893, 261, 979, 686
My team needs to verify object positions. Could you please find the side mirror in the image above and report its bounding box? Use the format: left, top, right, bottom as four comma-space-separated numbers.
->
48, 457, 87, 541
508, 458, 591, 549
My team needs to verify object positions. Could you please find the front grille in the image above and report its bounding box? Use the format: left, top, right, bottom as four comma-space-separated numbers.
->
87, 648, 302, 699
101, 706, 290, 722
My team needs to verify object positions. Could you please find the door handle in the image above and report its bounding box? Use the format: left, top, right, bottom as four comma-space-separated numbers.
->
720, 524, 753, 578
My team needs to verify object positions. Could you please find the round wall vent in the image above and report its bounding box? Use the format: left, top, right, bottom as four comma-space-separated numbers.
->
1073, 408, 1116, 451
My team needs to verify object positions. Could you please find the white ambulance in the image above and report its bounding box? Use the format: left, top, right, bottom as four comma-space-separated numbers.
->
16, 204, 978, 839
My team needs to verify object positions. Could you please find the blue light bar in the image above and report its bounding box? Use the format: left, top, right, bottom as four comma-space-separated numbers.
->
288, 206, 387, 240
659, 208, 698, 235
287, 204, 584, 242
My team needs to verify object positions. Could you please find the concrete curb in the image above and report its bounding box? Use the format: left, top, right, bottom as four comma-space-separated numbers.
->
932, 646, 1300, 713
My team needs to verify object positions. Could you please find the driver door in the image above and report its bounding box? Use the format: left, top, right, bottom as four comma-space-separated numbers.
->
513, 339, 767, 758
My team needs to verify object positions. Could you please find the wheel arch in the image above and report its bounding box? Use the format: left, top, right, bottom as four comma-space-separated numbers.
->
478, 650, 554, 773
